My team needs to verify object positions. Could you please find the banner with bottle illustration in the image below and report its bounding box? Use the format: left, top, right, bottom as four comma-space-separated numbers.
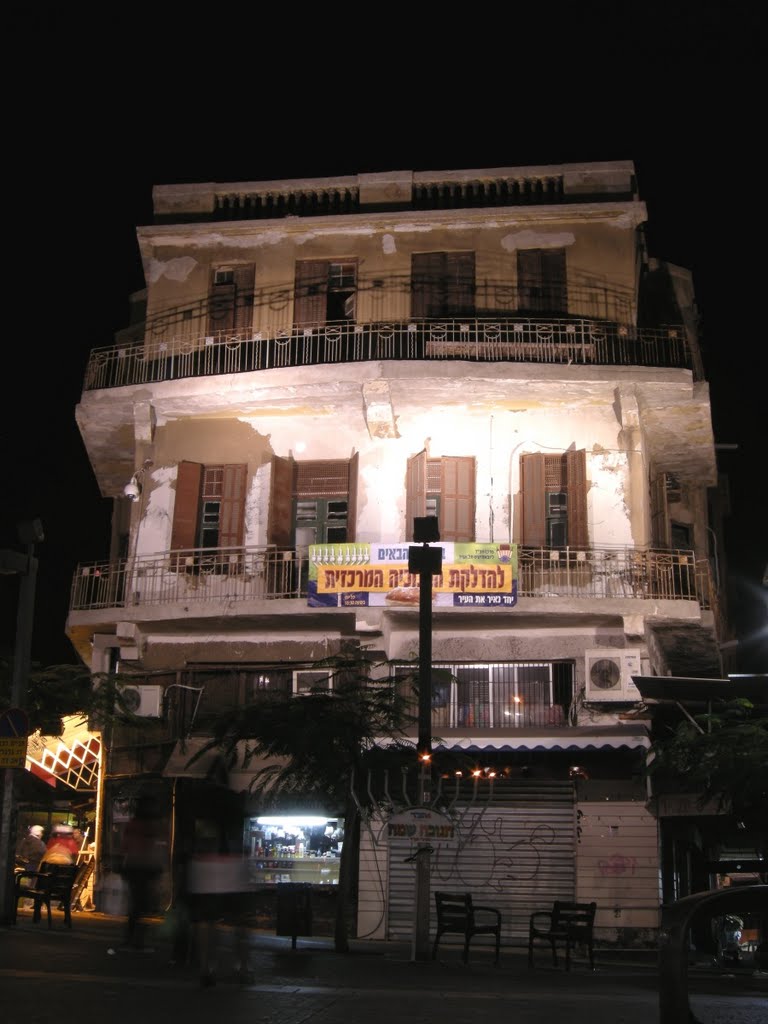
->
307, 541, 517, 608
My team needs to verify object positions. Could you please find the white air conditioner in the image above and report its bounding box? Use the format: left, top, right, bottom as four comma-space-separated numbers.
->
292, 670, 332, 696
584, 649, 642, 702
119, 684, 163, 717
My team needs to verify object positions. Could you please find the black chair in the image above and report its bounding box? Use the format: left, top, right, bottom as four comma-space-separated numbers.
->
528, 900, 597, 970
432, 891, 502, 964
16, 864, 78, 928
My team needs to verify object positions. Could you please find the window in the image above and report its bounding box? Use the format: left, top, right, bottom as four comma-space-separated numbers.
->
293, 260, 357, 326
293, 670, 332, 695
519, 450, 587, 547
268, 455, 358, 548
517, 248, 567, 314
393, 661, 571, 729
170, 462, 247, 571
405, 452, 475, 542
207, 264, 255, 337
411, 252, 475, 318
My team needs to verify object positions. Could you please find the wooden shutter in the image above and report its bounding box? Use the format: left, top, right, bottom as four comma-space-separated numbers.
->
521, 453, 546, 546
650, 472, 671, 548
171, 462, 203, 568
517, 249, 567, 313
347, 451, 358, 543
293, 260, 328, 327
440, 456, 475, 542
219, 464, 247, 548
207, 264, 255, 336
232, 265, 255, 332
268, 455, 294, 547
405, 451, 427, 540
566, 449, 588, 548
411, 252, 475, 318
443, 252, 475, 316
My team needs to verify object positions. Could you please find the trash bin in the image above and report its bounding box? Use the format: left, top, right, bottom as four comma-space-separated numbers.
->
276, 882, 313, 948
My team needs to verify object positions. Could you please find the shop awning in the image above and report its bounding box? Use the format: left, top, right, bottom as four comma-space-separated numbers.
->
631, 675, 767, 704
162, 738, 223, 778
405, 724, 651, 752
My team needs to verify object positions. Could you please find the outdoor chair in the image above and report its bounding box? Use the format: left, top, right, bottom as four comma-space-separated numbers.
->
16, 863, 78, 928
528, 900, 597, 970
432, 890, 502, 964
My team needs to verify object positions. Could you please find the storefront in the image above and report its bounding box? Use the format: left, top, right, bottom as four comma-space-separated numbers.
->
246, 814, 343, 886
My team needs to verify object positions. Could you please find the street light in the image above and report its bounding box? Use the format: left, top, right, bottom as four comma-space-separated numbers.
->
407, 515, 442, 962
0, 518, 43, 926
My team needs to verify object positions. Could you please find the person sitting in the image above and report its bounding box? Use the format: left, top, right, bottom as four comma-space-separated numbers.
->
16, 825, 48, 909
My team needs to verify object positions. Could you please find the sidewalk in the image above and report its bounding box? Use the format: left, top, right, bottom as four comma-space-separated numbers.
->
1, 908, 765, 1024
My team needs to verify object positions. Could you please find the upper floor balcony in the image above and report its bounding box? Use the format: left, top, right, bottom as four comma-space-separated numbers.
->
70, 544, 716, 613
84, 315, 692, 393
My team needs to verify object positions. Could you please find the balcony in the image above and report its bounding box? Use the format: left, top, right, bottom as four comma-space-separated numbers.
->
69, 545, 715, 613
83, 316, 691, 393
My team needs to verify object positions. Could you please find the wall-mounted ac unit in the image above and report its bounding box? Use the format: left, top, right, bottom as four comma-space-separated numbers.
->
292, 670, 332, 696
584, 650, 642, 702
119, 684, 163, 717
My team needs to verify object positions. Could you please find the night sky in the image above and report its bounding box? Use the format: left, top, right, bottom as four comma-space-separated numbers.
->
3, 7, 766, 673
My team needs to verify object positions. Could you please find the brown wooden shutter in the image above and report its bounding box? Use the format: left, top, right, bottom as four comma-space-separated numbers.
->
440, 456, 475, 541
347, 451, 358, 543
268, 455, 295, 547
650, 472, 671, 548
443, 252, 475, 316
171, 462, 203, 568
293, 260, 328, 327
517, 248, 567, 313
566, 449, 588, 548
411, 252, 475, 318
219, 464, 247, 548
405, 451, 427, 540
232, 265, 255, 333
521, 453, 546, 546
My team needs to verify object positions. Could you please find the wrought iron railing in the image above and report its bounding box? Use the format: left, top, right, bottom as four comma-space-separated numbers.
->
70, 545, 714, 612
83, 316, 691, 392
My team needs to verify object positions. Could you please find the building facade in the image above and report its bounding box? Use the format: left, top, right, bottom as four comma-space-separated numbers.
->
68, 161, 726, 946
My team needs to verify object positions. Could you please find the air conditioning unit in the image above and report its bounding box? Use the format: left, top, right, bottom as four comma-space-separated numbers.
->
292, 670, 332, 696
119, 684, 163, 717
584, 649, 642, 702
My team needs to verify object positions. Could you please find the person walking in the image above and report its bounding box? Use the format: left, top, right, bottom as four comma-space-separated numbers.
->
119, 794, 165, 951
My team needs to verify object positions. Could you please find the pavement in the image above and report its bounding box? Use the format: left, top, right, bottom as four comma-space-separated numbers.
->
1, 907, 766, 1024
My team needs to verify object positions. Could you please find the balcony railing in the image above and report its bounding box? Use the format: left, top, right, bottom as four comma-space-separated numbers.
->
83, 317, 691, 392
70, 545, 715, 613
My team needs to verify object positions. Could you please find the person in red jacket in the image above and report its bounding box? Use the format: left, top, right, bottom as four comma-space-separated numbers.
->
119, 794, 165, 951
42, 824, 79, 865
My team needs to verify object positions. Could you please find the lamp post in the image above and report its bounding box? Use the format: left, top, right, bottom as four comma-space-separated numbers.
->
407, 516, 442, 962
0, 518, 43, 926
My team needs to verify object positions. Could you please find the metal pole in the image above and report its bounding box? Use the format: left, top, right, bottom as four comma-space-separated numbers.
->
408, 518, 441, 962
0, 539, 39, 925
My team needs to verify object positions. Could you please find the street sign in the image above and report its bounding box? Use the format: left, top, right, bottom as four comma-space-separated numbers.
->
0, 707, 30, 738
0, 737, 27, 768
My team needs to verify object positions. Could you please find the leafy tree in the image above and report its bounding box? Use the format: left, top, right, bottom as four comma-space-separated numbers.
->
0, 657, 160, 736
197, 642, 421, 952
646, 698, 768, 846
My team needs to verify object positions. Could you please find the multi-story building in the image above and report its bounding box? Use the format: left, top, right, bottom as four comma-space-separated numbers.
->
68, 160, 726, 947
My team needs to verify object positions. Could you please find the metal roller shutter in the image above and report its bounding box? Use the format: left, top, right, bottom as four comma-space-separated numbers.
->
386, 781, 575, 944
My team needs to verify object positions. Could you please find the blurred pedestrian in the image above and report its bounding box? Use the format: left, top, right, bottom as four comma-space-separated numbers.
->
41, 824, 79, 865
119, 794, 165, 951
186, 847, 254, 987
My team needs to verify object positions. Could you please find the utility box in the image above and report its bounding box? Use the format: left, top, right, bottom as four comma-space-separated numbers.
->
276, 882, 313, 948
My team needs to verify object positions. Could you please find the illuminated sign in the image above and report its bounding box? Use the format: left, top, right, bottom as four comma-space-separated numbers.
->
307, 541, 517, 608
